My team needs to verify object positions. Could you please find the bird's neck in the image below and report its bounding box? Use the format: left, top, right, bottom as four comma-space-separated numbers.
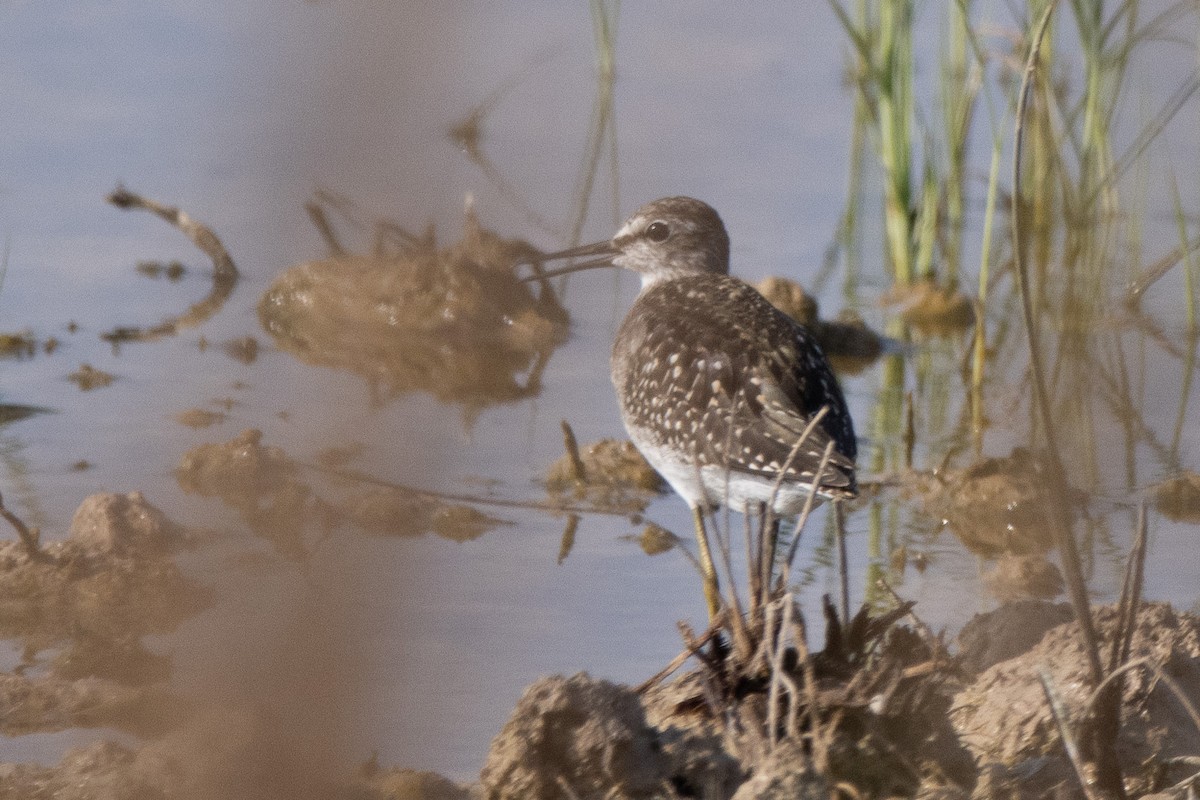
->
637, 267, 715, 292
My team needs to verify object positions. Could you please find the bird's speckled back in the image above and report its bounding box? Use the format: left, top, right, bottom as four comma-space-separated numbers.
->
611, 271, 856, 499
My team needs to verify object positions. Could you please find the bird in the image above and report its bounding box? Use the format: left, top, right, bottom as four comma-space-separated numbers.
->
533, 197, 857, 618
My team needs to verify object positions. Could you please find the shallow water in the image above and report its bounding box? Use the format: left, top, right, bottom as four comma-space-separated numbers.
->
2, 0, 1200, 783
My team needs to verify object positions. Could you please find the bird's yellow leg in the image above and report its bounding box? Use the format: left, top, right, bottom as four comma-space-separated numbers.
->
691, 506, 721, 620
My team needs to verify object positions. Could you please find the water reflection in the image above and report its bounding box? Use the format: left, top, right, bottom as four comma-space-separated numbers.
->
100, 187, 239, 347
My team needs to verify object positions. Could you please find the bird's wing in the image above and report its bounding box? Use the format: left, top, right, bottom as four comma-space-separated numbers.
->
666, 279, 857, 492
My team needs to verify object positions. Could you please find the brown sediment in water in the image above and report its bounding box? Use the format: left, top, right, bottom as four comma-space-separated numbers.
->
257, 203, 569, 416
884, 279, 975, 335
68, 363, 116, 391
544, 437, 666, 513
755, 276, 886, 373
175, 429, 508, 556
0, 492, 208, 743
1152, 471, 1200, 523
915, 447, 1083, 559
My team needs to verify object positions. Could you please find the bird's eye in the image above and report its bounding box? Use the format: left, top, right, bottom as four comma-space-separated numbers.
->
646, 221, 670, 242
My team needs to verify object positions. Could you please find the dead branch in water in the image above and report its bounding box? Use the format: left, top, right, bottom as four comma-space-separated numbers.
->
104, 186, 238, 344
0, 490, 46, 561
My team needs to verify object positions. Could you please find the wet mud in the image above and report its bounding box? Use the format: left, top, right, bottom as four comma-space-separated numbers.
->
755, 276, 886, 372
175, 429, 508, 559
1152, 472, 1200, 523
0, 491, 207, 746
884, 279, 976, 335
916, 448, 1082, 559
467, 599, 1200, 800
258, 202, 569, 415
545, 436, 666, 513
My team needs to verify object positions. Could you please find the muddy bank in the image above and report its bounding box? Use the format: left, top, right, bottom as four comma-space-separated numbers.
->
469, 600, 1200, 800
2, 491, 1199, 798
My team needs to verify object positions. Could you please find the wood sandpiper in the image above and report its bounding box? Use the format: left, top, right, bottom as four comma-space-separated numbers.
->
535, 196, 857, 618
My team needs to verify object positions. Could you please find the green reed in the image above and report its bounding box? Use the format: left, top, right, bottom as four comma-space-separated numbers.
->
827, 0, 1200, 638
829, 0, 920, 285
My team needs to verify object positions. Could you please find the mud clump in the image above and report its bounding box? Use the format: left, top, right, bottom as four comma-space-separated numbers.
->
0, 491, 207, 651
885, 279, 975, 335
0, 330, 37, 359
636, 523, 676, 555
919, 448, 1080, 559
258, 206, 568, 414
0, 492, 207, 740
174, 407, 226, 429
1152, 471, 1200, 522
955, 600, 1074, 675
69, 490, 180, 557
951, 602, 1200, 794
175, 428, 325, 560
68, 363, 116, 391
981, 553, 1064, 602
473, 601, 1200, 799
347, 487, 504, 543
545, 438, 665, 513
480, 673, 670, 800
755, 276, 884, 372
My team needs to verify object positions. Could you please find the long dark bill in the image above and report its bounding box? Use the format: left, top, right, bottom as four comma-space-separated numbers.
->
520, 239, 617, 282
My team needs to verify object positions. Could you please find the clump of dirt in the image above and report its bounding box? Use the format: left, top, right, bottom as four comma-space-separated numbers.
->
755, 276, 885, 372
951, 602, 1200, 795
0, 724, 480, 800
470, 599, 1200, 799
68, 363, 116, 391
0, 492, 208, 740
222, 336, 259, 364
1152, 471, 1200, 523
545, 438, 665, 513
0, 492, 208, 652
258, 204, 569, 415
481, 673, 670, 800
885, 279, 975, 334
175, 428, 327, 560
0, 330, 37, 359
174, 408, 226, 429
356, 765, 474, 800
635, 523, 676, 555
640, 600, 969, 799
981, 553, 1064, 602
346, 487, 505, 543
176, 429, 298, 504
955, 600, 1074, 675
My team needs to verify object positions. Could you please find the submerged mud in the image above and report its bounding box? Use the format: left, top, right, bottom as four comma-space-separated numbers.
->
175, 429, 508, 559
